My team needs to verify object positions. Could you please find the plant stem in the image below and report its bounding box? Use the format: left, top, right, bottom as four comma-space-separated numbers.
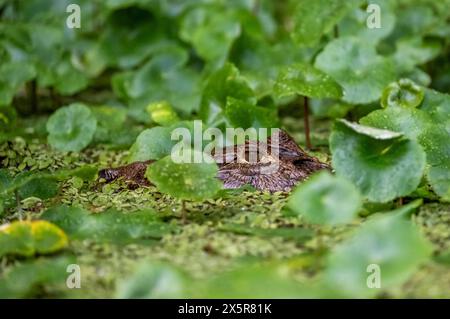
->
49, 87, 60, 109
15, 190, 23, 220
181, 199, 187, 224
303, 96, 312, 149
27, 79, 38, 114
334, 25, 339, 38
252, 0, 260, 15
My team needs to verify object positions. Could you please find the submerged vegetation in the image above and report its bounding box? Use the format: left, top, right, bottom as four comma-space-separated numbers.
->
0, 0, 450, 298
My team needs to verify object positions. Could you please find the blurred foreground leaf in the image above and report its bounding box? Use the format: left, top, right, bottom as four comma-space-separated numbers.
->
117, 262, 186, 299
41, 206, 175, 244
324, 204, 432, 297
287, 171, 362, 225
0, 256, 75, 298
0, 220, 68, 258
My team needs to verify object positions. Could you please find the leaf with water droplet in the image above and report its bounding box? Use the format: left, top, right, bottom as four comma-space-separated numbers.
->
315, 37, 396, 104
330, 120, 426, 202
274, 63, 342, 99
361, 107, 450, 200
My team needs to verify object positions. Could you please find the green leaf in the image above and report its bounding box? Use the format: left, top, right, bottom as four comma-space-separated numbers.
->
41, 206, 175, 244
146, 152, 222, 201
46, 103, 97, 152
292, 0, 359, 47
274, 63, 342, 99
117, 262, 186, 299
52, 58, 90, 95
0, 256, 75, 298
0, 220, 68, 258
330, 120, 426, 202
123, 46, 202, 119
147, 101, 180, 126
92, 106, 127, 132
92, 106, 128, 144
179, 5, 241, 64
17, 175, 58, 200
0, 168, 13, 193
310, 99, 354, 119
99, 6, 166, 69
315, 37, 396, 104
339, 0, 395, 43
225, 97, 277, 129
127, 127, 175, 163
287, 171, 362, 225
0, 105, 18, 129
0, 61, 36, 106
394, 37, 442, 73
361, 107, 450, 199
381, 79, 424, 109
194, 263, 313, 298
325, 213, 432, 297
200, 63, 255, 125
420, 89, 450, 133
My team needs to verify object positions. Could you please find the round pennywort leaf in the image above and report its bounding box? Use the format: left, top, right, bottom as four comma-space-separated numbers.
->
315, 37, 396, 104
146, 152, 222, 201
288, 171, 362, 225
46, 103, 97, 152
330, 120, 426, 202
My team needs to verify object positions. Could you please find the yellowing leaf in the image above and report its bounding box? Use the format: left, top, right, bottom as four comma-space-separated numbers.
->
0, 220, 68, 258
